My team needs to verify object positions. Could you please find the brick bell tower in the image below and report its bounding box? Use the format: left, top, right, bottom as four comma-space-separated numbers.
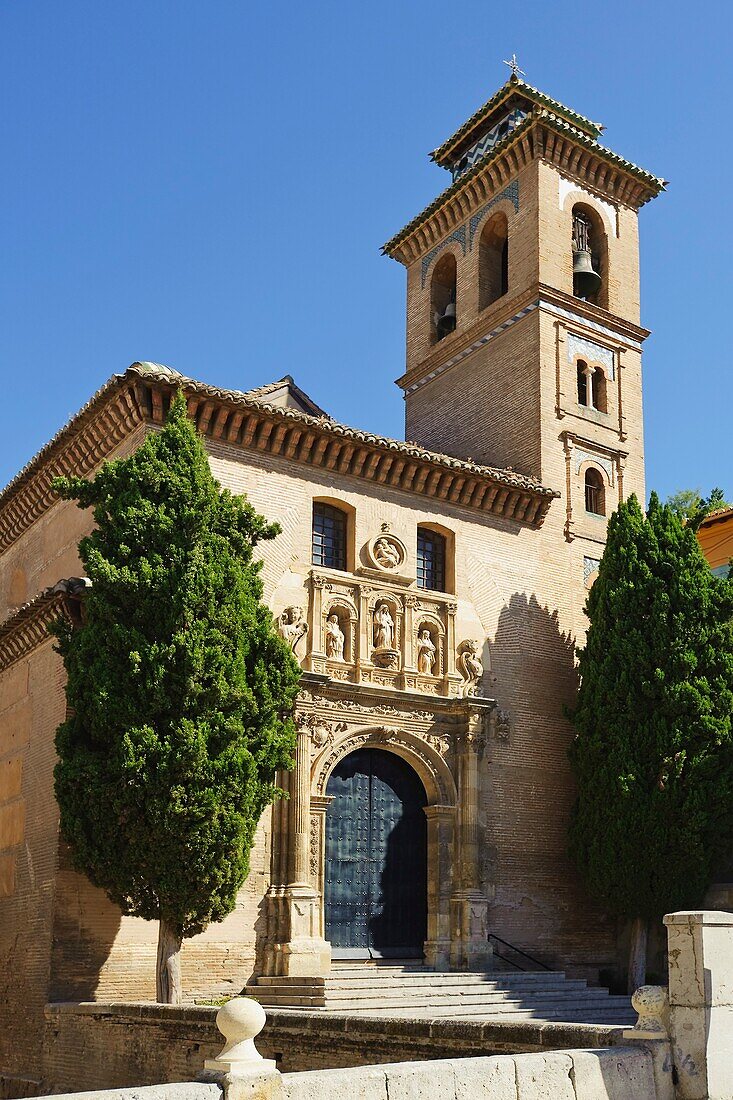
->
384, 68, 665, 557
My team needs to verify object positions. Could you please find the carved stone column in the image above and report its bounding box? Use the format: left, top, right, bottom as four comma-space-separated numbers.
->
309, 795, 332, 939
444, 601, 462, 696
450, 708, 491, 969
261, 722, 331, 977
355, 584, 372, 682
403, 593, 418, 672
424, 804, 455, 969
260, 769, 289, 977
304, 573, 327, 673
290, 722, 312, 886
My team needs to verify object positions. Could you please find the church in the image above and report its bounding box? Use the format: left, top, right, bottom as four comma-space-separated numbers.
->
0, 71, 666, 1080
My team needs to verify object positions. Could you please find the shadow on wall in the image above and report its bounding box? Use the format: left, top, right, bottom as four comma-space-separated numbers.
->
487, 592, 579, 748
483, 593, 617, 978
49, 841, 125, 1002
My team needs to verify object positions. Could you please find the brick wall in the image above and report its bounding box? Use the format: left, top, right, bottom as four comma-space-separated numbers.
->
0, 640, 67, 1087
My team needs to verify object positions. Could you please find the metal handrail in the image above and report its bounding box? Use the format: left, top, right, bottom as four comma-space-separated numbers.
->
487, 933, 553, 972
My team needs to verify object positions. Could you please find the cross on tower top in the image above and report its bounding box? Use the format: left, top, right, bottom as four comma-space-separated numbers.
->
503, 54, 525, 79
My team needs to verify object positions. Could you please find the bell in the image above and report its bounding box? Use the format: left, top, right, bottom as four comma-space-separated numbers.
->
435, 301, 456, 339
572, 249, 602, 299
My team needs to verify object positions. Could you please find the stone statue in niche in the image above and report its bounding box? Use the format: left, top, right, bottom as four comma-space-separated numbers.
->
372, 601, 399, 670
457, 639, 484, 696
373, 602, 395, 649
417, 628, 437, 675
325, 613, 345, 661
373, 537, 402, 570
278, 607, 308, 657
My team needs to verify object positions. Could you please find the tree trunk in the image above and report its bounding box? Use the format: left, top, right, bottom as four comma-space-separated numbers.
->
627, 915, 648, 994
156, 918, 183, 1004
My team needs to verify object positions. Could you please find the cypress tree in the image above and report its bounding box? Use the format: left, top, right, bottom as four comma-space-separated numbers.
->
568, 493, 733, 991
51, 393, 300, 1002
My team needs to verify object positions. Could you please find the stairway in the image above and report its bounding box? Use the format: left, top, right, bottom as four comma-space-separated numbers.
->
246, 965, 634, 1026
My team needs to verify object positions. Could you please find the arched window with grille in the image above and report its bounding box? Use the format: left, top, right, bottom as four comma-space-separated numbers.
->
417, 527, 446, 592
584, 468, 605, 516
312, 501, 348, 570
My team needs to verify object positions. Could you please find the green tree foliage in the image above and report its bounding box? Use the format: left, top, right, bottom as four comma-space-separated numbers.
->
666, 486, 732, 531
51, 393, 300, 999
568, 493, 733, 984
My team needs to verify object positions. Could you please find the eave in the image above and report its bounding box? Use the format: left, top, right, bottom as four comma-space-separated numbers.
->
431, 75, 603, 168
384, 112, 666, 265
0, 364, 558, 556
0, 581, 82, 673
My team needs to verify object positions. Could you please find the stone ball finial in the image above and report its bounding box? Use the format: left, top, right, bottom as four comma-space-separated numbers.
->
204, 997, 276, 1076
626, 984, 669, 1040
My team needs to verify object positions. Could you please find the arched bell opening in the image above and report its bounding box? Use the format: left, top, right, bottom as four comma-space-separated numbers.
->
572, 203, 608, 309
478, 211, 509, 310
430, 252, 457, 343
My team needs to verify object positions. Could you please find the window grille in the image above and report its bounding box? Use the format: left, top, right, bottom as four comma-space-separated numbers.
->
312, 502, 347, 570
417, 528, 446, 592
584, 470, 605, 516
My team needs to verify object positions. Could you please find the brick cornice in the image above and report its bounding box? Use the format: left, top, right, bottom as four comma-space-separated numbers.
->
0, 374, 146, 553
384, 113, 665, 266
0, 583, 78, 672
134, 366, 558, 525
0, 365, 558, 558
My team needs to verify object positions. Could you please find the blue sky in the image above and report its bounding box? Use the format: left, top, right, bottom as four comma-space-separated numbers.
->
0, 1, 729, 503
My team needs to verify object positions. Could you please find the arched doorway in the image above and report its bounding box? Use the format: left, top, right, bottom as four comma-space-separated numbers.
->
325, 747, 427, 959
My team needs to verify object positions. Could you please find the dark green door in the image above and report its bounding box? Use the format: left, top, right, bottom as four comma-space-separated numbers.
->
325, 748, 427, 958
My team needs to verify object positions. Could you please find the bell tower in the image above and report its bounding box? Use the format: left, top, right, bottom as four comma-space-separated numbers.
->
384, 70, 665, 549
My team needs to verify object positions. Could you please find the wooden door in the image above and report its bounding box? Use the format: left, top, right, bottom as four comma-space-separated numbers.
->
325, 748, 427, 958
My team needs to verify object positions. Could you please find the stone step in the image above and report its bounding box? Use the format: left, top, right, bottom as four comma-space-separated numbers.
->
245, 965, 633, 1027
250, 982, 599, 1005
260, 1003, 629, 1025
250, 982, 594, 998
253, 998, 629, 1012
250, 970, 568, 988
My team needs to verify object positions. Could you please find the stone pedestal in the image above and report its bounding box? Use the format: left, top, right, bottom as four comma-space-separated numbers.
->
449, 891, 491, 969
277, 884, 331, 977
665, 910, 733, 1100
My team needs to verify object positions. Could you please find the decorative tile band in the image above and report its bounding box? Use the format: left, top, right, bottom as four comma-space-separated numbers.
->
421, 227, 467, 287
469, 181, 520, 248
567, 333, 615, 380
575, 447, 614, 483
404, 302, 539, 395
404, 299, 642, 396
541, 299, 643, 351
452, 109, 528, 181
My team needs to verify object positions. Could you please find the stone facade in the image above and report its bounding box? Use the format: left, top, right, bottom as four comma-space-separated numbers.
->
0, 74, 666, 1091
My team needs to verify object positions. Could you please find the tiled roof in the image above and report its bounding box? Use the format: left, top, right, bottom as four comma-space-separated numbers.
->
242, 375, 332, 419
698, 505, 733, 528
130, 362, 553, 497
431, 75, 603, 166
0, 363, 558, 555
